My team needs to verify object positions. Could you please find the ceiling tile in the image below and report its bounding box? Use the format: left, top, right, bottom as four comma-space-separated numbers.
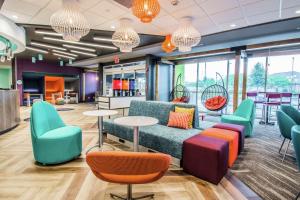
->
159, 0, 196, 13
218, 18, 248, 31
2, 0, 41, 17
282, 0, 300, 9
198, 0, 239, 15
211, 7, 244, 24
170, 4, 206, 20
78, 0, 100, 10
247, 11, 278, 25
242, 0, 278, 17
88, 0, 128, 20
237, 0, 263, 6
29, 9, 53, 25
152, 15, 179, 28
194, 17, 219, 35
0, 9, 32, 23
22, 0, 51, 7
83, 11, 108, 27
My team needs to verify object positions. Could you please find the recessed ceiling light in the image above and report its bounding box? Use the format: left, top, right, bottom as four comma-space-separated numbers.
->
43, 36, 118, 50
35, 30, 62, 36
230, 24, 237, 28
93, 37, 113, 42
52, 49, 78, 57
62, 44, 96, 52
12, 15, 18, 19
31, 41, 66, 51
70, 50, 97, 57
111, 25, 116, 29
295, 10, 300, 14
25, 46, 48, 54
53, 53, 76, 60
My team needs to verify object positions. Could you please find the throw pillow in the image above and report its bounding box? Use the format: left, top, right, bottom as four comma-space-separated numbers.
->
175, 106, 195, 128
167, 111, 190, 129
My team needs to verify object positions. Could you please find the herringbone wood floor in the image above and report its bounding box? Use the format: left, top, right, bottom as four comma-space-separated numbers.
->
0, 103, 260, 200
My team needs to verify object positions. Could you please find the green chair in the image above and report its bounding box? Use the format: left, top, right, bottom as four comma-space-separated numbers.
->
30, 101, 82, 165
276, 110, 296, 162
291, 125, 300, 171
221, 99, 255, 137
280, 105, 300, 125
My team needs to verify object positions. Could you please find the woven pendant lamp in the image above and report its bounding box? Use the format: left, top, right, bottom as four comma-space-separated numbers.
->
132, 0, 160, 23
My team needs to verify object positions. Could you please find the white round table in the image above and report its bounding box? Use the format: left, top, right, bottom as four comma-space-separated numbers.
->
83, 110, 118, 153
114, 116, 159, 152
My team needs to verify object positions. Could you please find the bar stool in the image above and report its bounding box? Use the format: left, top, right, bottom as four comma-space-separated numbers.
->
281, 93, 292, 105
262, 93, 282, 125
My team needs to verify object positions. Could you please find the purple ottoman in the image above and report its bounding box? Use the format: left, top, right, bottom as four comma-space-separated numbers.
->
183, 134, 229, 184
213, 123, 245, 154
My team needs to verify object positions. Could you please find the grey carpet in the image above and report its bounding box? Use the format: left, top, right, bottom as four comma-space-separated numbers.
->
229, 121, 300, 200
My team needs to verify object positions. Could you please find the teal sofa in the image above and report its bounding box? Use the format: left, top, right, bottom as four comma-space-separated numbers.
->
104, 101, 201, 159
30, 101, 82, 165
221, 99, 255, 137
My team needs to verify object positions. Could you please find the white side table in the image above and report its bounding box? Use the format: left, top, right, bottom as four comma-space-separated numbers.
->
83, 110, 118, 153
114, 116, 158, 152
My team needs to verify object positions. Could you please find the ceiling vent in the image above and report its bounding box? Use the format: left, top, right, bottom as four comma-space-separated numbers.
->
113, 0, 132, 8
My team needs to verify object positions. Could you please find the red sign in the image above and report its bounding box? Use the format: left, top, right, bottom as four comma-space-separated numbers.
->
114, 56, 120, 64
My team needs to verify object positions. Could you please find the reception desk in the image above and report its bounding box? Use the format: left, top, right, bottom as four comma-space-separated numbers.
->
0, 90, 20, 134
96, 96, 146, 117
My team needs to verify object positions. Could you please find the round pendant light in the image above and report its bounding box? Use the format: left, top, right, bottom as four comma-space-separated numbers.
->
50, 0, 90, 41
132, 0, 160, 23
162, 34, 176, 53
171, 17, 201, 52
112, 18, 140, 53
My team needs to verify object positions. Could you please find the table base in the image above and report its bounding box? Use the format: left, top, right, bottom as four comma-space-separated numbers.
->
259, 121, 275, 126
85, 143, 115, 154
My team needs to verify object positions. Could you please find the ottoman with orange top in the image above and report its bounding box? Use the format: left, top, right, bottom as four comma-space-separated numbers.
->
183, 134, 229, 184
201, 128, 239, 167
212, 123, 245, 154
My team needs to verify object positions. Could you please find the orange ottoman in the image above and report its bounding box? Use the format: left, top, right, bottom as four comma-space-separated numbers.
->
201, 128, 238, 167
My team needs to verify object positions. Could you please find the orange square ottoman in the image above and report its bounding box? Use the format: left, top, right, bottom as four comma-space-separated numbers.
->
201, 128, 238, 167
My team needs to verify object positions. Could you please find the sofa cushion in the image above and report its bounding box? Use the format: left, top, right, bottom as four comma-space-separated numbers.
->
103, 119, 115, 134
39, 126, 81, 139
129, 101, 174, 125
139, 124, 201, 159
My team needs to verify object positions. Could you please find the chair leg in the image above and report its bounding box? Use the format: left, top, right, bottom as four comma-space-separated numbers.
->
296, 192, 300, 200
279, 138, 286, 154
282, 140, 291, 162
110, 184, 154, 200
110, 193, 127, 200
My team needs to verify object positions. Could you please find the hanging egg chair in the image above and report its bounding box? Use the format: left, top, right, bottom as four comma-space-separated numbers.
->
169, 74, 190, 103
201, 73, 229, 111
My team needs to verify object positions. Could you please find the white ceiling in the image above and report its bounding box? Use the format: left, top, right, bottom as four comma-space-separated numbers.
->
1, 0, 300, 36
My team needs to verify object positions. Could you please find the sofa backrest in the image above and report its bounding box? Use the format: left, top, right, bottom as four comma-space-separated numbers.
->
280, 105, 300, 125
234, 99, 255, 120
129, 100, 199, 128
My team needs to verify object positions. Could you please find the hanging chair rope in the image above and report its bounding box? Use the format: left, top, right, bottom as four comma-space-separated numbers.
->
201, 73, 229, 111
169, 74, 190, 103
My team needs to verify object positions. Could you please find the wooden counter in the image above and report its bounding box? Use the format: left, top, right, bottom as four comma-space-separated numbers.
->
0, 90, 20, 134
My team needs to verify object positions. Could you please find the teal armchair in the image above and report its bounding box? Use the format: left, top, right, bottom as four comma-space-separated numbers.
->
276, 110, 296, 162
277, 105, 300, 162
221, 99, 255, 137
30, 101, 82, 165
280, 105, 300, 125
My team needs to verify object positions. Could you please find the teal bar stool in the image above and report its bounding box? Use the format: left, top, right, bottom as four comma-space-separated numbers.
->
30, 101, 82, 165
291, 125, 300, 171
